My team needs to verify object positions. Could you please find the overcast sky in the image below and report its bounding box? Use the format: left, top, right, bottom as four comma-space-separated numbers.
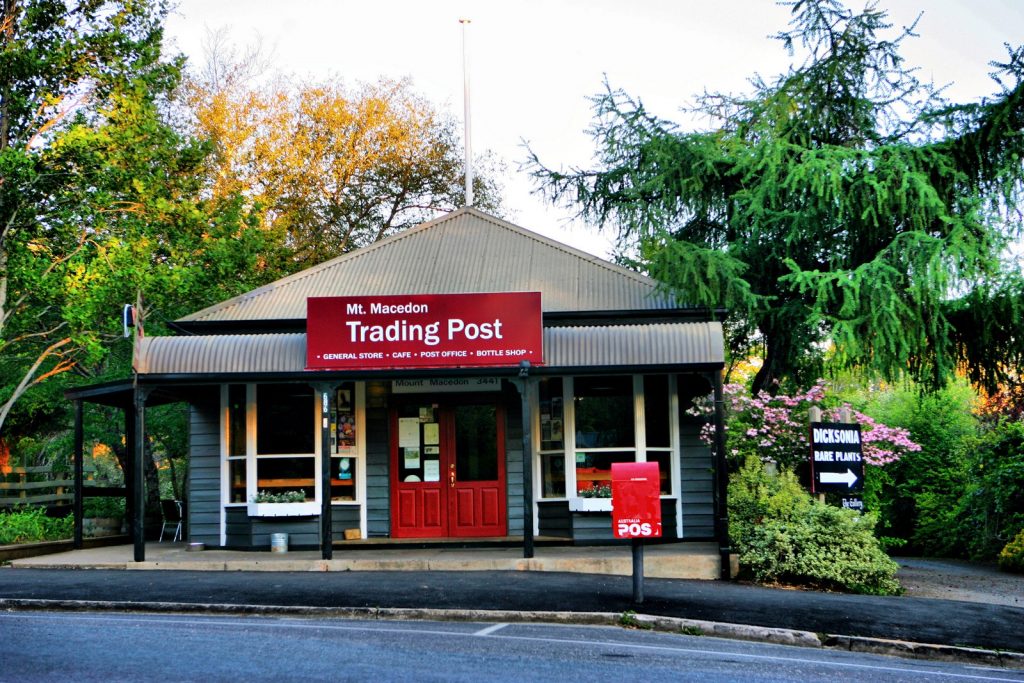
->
164, 0, 1024, 258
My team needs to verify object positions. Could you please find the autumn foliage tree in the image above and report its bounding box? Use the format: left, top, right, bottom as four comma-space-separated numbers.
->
530, 0, 1024, 396
182, 40, 502, 267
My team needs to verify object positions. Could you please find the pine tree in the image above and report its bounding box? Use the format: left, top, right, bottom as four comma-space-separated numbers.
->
529, 0, 1024, 395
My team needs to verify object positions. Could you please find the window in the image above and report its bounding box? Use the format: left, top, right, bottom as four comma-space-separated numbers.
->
538, 378, 566, 497
537, 374, 677, 501
330, 383, 359, 502
223, 383, 365, 510
644, 375, 673, 495
574, 376, 634, 449
573, 376, 635, 494
254, 385, 316, 500
257, 386, 315, 455
226, 384, 248, 504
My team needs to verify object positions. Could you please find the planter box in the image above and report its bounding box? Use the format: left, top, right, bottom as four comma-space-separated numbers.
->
568, 497, 613, 513
247, 502, 320, 517
83, 517, 125, 536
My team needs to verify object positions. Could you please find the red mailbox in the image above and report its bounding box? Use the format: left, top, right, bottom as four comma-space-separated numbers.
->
612, 462, 662, 539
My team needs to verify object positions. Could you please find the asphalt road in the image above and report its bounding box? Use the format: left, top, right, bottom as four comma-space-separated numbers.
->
4, 611, 1022, 683
1, 567, 1022, 653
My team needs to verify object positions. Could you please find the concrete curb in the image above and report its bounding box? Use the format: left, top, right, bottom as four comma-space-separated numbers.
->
824, 634, 1024, 670
7, 557, 721, 580
2, 598, 1021, 669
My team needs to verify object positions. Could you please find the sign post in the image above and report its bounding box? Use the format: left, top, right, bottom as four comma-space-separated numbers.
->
612, 462, 662, 604
809, 422, 864, 495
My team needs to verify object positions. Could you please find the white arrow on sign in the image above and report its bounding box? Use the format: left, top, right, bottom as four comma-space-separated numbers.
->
820, 469, 858, 488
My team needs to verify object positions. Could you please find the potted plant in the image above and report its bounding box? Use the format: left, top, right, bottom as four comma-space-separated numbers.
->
569, 483, 614, 512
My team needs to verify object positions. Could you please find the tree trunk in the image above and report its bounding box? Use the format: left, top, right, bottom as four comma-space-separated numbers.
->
751, 328, 783, 396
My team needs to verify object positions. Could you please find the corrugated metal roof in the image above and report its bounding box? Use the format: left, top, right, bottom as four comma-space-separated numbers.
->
180, 208, 676, 323
136, 334, 307, 374
545, 323, 724, 368
135, 322, 723, 375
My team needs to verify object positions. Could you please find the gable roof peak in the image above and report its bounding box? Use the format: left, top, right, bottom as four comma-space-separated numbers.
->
180, 208, 676, 323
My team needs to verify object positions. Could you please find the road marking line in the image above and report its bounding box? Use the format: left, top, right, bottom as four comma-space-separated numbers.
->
474, 623, 508, 636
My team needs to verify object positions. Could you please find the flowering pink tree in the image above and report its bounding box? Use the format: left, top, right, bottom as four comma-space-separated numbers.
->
694, 380, 919, 470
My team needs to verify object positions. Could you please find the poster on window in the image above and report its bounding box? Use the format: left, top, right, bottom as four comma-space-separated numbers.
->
404, 447, 421, 469
423, 422, 439, 445
398, 418, 420, 448
333, 386, 356, 455
423, 460, 440, 482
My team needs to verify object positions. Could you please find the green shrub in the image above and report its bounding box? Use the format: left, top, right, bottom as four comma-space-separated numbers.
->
958, 421, 1024, 560
729, 456, 902, 595
82, 497, 126, 518
852, 381, 978, 554
998, 528, 1024, 573
0, 507, 74, 545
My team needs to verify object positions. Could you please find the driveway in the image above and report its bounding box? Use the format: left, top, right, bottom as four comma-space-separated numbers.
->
896, 557, 1024, 607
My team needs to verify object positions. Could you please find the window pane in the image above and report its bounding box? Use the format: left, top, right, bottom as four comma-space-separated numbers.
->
541, 453, 566, 498
647, 451, 673, 495
227, 384, 247, 457
455, 405, 498, 482
574, 376, 634, 448
331, 457, 357, 501
256, 457, 315, 500
257, 385, 314, 455
228, 459, 247, 503
644, 376, 670, 448
397, 404, 430, 482
538, 378, 564, 451
575, 451, 634, 495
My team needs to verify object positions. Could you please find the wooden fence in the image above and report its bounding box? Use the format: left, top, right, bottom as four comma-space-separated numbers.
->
0, 465, 110, 508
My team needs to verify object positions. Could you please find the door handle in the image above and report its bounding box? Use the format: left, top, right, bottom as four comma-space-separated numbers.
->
449, 471, 456, 488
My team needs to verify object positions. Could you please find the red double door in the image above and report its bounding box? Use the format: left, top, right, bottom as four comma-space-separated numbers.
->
390, 402, 507, 538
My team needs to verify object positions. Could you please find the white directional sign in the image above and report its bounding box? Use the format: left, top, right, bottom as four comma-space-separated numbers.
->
819, 469, 859, 488
809, 422, 864, 493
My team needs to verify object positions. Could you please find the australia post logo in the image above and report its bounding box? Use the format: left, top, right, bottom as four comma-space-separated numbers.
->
306, 292, 543, 370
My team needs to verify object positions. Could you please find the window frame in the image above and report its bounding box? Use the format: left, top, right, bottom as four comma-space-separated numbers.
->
329, 382, 366, 505
534, 374, 679, 503
220, 382, 367, 511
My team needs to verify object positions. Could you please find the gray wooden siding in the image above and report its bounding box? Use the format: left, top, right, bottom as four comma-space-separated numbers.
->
251, 518, 319, 549
224, 508, 321, 549
188, 391, 221, 546
571, 500, 678, 542
504, 396, 524, 537
331, 506, 362, 543
679, 418, 715, 539
224, 507, 249, 548
537, 500, 571, 538
365, 406, 390, 538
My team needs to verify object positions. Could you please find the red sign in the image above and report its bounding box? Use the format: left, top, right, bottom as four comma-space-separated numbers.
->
611, 462, 663, 539
306, 292, 543, 370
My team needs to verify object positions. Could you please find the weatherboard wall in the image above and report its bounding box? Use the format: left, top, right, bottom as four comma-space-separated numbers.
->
187, 392, 221, 547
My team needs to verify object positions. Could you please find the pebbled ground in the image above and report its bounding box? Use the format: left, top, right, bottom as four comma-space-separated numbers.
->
896, 557, 1024, 607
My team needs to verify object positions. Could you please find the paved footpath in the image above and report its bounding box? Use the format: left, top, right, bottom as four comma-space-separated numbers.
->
1, 566, 1022, 662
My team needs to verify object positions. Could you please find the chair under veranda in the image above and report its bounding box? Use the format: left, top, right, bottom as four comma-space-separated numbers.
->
159, 499, 183, 542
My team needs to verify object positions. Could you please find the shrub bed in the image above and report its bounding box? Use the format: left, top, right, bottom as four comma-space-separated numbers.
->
0, 506, 74, 545
998, 529, 1024, 573
729, 456, 902, 595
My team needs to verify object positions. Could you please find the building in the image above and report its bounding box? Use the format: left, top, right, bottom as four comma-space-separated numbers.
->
67, 208, 729, 571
